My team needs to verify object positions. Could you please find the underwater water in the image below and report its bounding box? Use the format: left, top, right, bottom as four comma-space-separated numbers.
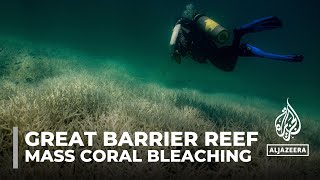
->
1, 1, 320, 177
0, 0, 319, 118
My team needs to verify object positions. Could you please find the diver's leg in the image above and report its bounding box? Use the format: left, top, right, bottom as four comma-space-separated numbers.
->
232, 16, 283, 55
236, 16, 283, 36
239, 44, 304, 62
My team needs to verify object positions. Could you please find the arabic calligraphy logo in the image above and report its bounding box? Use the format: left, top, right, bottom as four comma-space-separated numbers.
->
275, 98, 301, 141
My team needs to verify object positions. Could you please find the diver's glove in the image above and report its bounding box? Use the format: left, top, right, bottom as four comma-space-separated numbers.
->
171, 50, 182, 64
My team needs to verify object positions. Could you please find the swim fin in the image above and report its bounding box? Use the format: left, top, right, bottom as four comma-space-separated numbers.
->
238, 16, 283, 35
241, 44, 304, 62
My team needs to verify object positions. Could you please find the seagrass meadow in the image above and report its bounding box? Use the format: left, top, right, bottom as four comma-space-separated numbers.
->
0, 0, 320, 178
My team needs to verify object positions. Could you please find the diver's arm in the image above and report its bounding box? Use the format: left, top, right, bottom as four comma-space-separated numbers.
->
169, 17, 194, 64
170, 24, 181, 46
169, 22, 182, 64
169, 17, 191, 46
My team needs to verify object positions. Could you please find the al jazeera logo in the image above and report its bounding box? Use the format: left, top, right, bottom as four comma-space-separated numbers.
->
267, 98, 309, 157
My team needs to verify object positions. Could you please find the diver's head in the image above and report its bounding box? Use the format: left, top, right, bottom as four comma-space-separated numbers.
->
182, 3, 198, 20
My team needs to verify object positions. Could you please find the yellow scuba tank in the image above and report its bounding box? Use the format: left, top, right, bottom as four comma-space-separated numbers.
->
195, 15, 230, 44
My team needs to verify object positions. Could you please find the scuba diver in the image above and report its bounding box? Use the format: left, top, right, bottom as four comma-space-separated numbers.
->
170, 4, 304, 72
